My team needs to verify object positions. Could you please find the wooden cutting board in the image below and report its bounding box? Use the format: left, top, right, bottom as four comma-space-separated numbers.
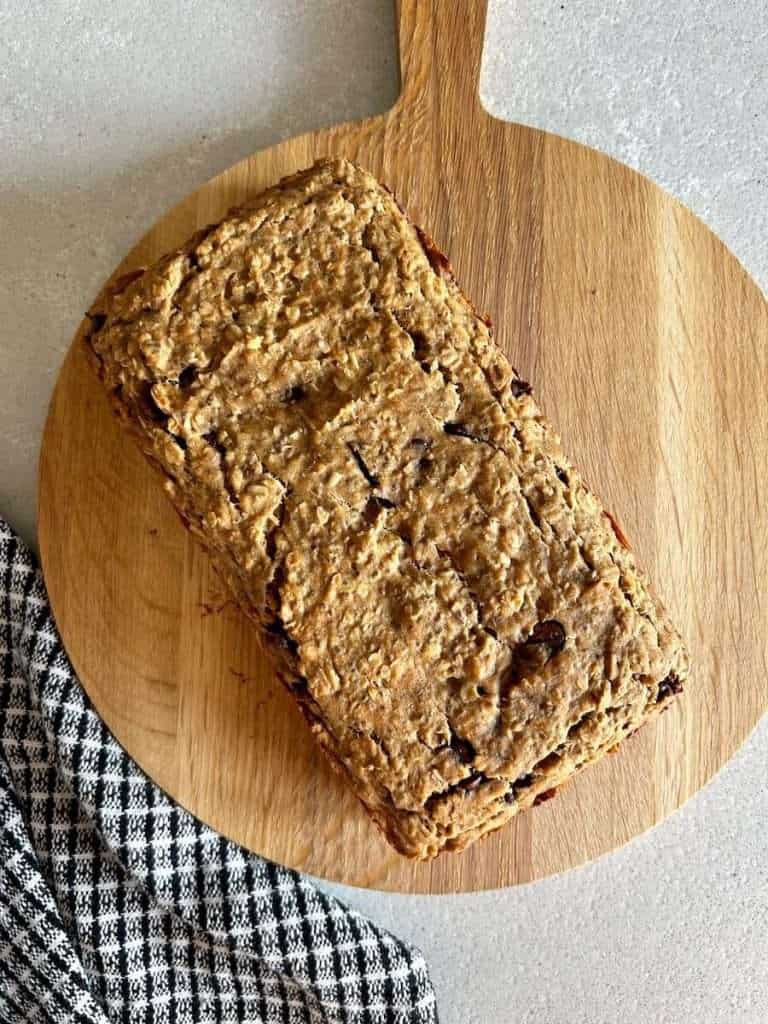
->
38, 0, 767, 893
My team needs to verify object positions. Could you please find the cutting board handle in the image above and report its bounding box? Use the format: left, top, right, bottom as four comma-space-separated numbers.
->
395, 0, 489, 120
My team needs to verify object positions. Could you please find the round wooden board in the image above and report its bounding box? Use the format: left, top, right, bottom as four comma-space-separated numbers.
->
39, 1, 767, 893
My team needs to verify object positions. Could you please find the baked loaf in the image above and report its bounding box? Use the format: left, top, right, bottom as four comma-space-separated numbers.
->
86, 158, 689, 859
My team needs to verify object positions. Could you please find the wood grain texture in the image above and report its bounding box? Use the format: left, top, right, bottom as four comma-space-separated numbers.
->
38, 0, 768, 893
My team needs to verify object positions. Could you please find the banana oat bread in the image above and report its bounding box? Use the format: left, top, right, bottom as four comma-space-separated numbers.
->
86, 158, 689, 859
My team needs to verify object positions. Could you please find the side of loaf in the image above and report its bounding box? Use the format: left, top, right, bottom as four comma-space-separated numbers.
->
86, 158, 689, 860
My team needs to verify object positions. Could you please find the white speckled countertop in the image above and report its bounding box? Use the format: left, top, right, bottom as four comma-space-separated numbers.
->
1, 2, 766, 1020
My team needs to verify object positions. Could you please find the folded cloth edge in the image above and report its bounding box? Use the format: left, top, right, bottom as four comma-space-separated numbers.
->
0, 516, 438, 1024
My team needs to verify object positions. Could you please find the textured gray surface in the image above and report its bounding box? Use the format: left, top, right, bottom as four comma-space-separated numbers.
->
483, 0, 768, 298
1, 1, 766, 1021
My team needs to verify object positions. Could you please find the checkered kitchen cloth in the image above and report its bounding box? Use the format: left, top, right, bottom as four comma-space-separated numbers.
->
0, 517, 438, 1024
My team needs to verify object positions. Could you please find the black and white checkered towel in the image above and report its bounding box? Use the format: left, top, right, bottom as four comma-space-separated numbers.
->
0, 517, 438, 1023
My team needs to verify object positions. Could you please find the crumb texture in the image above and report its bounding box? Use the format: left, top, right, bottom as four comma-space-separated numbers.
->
88, 158, 689, 859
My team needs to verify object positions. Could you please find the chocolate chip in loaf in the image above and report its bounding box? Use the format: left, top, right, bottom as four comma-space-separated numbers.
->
524, 620, 566, 653
409, 437, 431, 448
289, 677, 309, 697
363, 494, 396, 524
656, 672, 683, 703
410, 330, 432, 373
570, 709, 595, 735
449, 729, 476, 764
265, 618, 299, 658
460, 772, 485, 793
444, 421, 480, 441
555, 466, 569, 486
501, 622, 567, 692
86, 312, 107, 333
203, 431, 227, 458
348, 443, 380, 488
505, 773, 535, 804
283, 384, 306, 403
177, 365, 198, 389
362, 498, 380, 524
510, 377, 532, 398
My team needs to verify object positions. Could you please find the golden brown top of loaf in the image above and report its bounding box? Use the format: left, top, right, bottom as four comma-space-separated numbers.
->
88, 158, 688, 858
